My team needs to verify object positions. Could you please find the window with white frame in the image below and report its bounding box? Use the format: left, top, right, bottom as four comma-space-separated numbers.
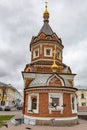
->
28, 93, 39, 113
33, 48, 39, 58
49, 93, 63, 111
44, 48, 52, 57
71, 94, 77, 113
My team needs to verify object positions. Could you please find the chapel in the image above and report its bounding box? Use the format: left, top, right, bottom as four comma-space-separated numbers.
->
22, 3, 78, 126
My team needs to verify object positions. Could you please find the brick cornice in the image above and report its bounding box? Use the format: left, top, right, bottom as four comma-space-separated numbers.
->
24, 86, 78, 93
22, 71, 76, 76
30, 39, 64, 51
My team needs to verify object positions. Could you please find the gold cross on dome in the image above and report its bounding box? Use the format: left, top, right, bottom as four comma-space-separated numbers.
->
53, 50, 57, 63
45, 2, 48, 10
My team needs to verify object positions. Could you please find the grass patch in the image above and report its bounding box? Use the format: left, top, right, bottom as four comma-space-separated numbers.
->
0, 115, 14, 121
0, 115, 14, 127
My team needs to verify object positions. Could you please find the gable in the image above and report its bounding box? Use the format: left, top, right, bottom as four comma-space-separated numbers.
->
38, 33, 46, 40
47, 74, 64, 86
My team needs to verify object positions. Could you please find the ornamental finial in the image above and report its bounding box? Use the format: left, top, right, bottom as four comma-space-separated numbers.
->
45, 2, 48, 11
43, 2, 49, 23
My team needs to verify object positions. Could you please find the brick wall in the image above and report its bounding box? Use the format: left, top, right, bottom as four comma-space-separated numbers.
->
24, 92, 77, 117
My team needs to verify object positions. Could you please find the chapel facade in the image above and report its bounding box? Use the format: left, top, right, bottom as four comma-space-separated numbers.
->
22, 4, 78, 126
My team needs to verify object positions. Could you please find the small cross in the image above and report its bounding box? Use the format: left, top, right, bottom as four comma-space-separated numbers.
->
45, 2, 48, 10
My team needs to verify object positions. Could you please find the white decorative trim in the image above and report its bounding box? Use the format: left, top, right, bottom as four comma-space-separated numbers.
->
31, 58, 62, 64
47, 74, 64, 86
24, 115, 78, 121
23, 73, 36, 79
57, 50, 61, 59
48, 93, 63, 114
40, 44, 42, 54
31, 59, 53, 63
60, 75, 75, 80
71, 94, 77, 113
31, 42, 63, 50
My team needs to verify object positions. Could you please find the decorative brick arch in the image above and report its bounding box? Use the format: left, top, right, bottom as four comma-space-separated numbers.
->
25, 66, 32, 72
47, 74, 65, 86
38, 33, 46, 40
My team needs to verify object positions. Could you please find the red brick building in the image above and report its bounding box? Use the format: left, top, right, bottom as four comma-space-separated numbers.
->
22, 4, 78, 126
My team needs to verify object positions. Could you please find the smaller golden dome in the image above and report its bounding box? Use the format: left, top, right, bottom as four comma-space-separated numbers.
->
43, 7, 49, 16
51, 63, 58, 72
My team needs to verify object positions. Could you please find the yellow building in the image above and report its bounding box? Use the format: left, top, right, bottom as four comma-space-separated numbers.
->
0, 82, 22, 106
76, 87, 87, 111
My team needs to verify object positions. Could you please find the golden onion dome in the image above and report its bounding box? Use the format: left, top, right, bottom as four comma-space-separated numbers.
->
43, 8, 49, 15
51, 63, 58, 72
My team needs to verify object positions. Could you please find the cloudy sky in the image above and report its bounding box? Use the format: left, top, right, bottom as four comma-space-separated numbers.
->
0, 0, 87, 93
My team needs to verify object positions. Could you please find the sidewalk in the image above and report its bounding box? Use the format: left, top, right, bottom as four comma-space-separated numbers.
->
0, 111, 87, 130
0, 119, 87, 130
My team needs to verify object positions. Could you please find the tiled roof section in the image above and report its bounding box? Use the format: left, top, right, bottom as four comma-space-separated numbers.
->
29, 73, 71, 88
38, 22, 54, 35
64, 79, 71, 87
29, 74, 51, 87
62, 66, 68, 73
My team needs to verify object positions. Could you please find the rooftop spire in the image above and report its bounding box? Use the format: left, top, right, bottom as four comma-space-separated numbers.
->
43, 2, 49, 23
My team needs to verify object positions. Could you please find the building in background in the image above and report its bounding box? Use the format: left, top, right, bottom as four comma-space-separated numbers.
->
76, 86, 87, 112
0, 82, 23, 107
22, 4, 78, 126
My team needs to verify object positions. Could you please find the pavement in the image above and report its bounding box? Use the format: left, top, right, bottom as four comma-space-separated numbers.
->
0, 111, 87, 130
